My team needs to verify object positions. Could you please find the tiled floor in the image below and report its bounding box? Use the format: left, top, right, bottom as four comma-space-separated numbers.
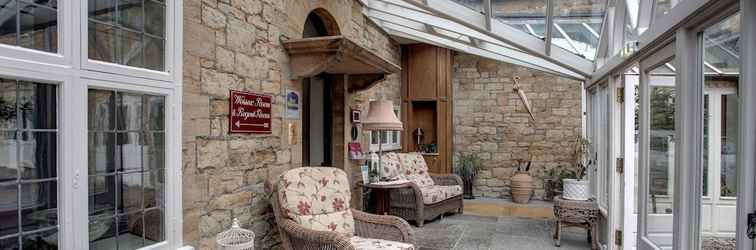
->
414, 214, 592, 250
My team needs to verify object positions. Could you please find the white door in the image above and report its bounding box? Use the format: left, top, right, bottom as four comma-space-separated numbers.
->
622, 72, 639, 249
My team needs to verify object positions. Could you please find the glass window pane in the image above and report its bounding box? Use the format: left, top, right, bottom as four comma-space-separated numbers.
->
18, 82, 57, 130
0, 236, 19, 249
703, 14, 740, 74
118, 29, 143, 68
88, 0, 165, 71
88, 21, 118, 64
89, 0, 116, 23
0, 132, 18, 182
88, 175, 116, 216
143, 132, 163, 171
117, 0, 142, 31
551, 0, 606, 60
143, 95, 164, 131
143, 36, 164, 71
89, 132, 116, 174
0, 184, 19, 237
117, 93, 143, 131
143, 170, 163, 209
144, 209, 163, 243
0, 1, 58, 53
0, 79, 17, 130
88, 216, 116, 249
21, 181, 57, 231
144, 0, 165, 37
19, 131, 57, 180
0, 1, 18, 48
118, 172, 142, 214
18, 2, 58, 52
117, 132, 143, 172
644, 61, 676, 248
88, 89, 116, 131
21, 228, 58, 249
116, 213, 146, 250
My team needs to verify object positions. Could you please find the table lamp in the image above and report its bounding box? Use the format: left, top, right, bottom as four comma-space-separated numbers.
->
362, 100, 403, 180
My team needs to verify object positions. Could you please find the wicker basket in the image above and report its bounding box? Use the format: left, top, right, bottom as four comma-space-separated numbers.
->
216, 218, 255, 250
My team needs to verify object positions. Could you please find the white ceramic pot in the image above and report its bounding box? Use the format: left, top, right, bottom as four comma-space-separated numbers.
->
562, 179, 591, 201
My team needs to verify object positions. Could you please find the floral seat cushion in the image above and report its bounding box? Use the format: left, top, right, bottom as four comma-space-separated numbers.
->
397, 153, 435, 187
350, 236, 416, 250
279, 167, 355, 235
419, 185, 463, 204
380, 152, 401, 180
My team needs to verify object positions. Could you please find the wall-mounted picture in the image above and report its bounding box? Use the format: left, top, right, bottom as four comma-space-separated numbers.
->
351, 109, 361, 123
286, 89, 300, 119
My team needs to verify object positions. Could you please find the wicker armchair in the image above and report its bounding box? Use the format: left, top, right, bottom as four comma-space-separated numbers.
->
272, 167, 416, 250
382, 153, 464, 227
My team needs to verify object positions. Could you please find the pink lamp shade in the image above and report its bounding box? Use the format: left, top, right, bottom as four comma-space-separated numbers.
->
362, 100, 403, 131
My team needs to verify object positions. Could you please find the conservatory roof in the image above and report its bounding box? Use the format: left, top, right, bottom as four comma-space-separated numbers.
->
365, 0, 606, 80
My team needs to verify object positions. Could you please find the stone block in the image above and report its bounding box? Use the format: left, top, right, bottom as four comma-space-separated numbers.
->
202, 5, 227, 29
197, 139, 229, 169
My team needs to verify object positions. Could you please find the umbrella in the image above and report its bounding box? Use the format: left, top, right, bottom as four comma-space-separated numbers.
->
512, 76, 536, 123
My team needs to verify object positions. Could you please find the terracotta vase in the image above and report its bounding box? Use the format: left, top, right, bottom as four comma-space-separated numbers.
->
511, 171, 534, 204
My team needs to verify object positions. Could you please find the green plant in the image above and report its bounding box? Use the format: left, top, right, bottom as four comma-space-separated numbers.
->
454, 153, 481, 181
572, 136, 593, 181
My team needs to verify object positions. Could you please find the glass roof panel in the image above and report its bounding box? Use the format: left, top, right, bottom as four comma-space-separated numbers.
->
623, 0, 641, 51
653, 0, 682, 24
451, 0, 484, 13
491, 0, 547, 39
703, 13, 740, 74
551, 0, 607, 60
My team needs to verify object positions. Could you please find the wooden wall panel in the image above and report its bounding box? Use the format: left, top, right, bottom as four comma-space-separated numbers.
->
407, 45, 437, 100
401, 44, 454, 174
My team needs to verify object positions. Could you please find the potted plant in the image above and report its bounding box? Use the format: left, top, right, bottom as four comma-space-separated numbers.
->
454, 153, 480, 199
562, 137, 594, 201
543, 166, 577, 201
511, 158, 534, 204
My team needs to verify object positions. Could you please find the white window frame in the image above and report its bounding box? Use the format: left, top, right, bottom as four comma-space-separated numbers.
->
0, 1, 186, 249
368, 105, 402, 152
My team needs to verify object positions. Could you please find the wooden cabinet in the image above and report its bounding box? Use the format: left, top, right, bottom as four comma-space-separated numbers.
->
401, 44, 453, 174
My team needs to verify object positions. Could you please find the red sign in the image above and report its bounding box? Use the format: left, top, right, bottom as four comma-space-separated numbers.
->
229, 90, 273, 134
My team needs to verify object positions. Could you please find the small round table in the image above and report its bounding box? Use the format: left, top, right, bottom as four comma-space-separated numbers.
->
553, 196, 600, 249
362, 181, 412, 215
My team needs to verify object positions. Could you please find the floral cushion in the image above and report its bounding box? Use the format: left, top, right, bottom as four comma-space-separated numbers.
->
349, 236, 415, 250
380, 152, 401, 180
419, 185, 463, 204
279, 167, 355, 235
397, 153, 435, 187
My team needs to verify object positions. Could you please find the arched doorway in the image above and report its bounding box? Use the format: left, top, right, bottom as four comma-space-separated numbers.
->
302, 9, 339, 167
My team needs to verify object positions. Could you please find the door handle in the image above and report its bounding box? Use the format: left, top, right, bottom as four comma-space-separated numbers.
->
747, 211, 756, 239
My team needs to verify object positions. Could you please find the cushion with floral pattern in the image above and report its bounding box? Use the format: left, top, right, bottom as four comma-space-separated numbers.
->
278, 167, 355, 236
419, 185, 463, 204
380, 152, 401, 180
397, 153, 435, 187
349, 236, 416, 250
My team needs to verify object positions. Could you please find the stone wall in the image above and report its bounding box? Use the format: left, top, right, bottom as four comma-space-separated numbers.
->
452, 53, 582, 200
181, 0, 401, 249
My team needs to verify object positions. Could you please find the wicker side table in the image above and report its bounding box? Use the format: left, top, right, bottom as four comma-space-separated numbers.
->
553, 196, 600, 249
362, 181, 412, 215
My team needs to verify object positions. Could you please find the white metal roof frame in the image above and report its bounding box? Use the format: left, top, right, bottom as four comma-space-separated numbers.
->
365, 0, 597, 80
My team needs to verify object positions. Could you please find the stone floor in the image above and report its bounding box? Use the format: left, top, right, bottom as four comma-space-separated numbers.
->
413, 214, 592, 250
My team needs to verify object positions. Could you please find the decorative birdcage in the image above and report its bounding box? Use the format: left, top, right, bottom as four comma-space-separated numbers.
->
216, 218, 255, 250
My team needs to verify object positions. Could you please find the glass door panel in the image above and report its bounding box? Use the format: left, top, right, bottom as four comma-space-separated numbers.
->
699, 13, 740, 250
638, 42, 676, 249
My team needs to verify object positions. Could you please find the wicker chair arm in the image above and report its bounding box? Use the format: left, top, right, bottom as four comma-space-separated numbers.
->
430, 174, 463, 186
278, 218, 356, 250
352, 209, 416, 245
